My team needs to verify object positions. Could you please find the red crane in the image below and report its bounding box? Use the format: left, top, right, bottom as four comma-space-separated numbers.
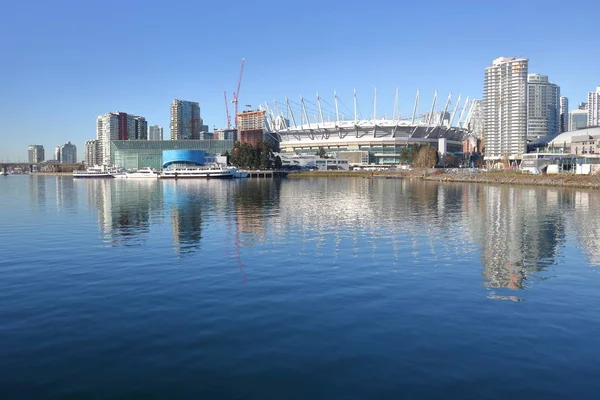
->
224, 91, 231, 129
231, 58, 245, 127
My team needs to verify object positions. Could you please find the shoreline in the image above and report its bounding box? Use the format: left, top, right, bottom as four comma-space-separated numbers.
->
288, 170, 600, 189
422, 171, 600, 189
22, 170, 600, 189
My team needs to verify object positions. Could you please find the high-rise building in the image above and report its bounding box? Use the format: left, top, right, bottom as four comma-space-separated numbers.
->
560, 96, 569, 133
526, 74, 560, 140
148, 125, 163, 140
28, 145, 44, 163
135, 116, 148, 140
85, 140, 100, 166
578, 102, 588, 110
483, 57, 528, 160
588, 87, 600, 127
237, 110, 267, 146
55, 141, 77, 163
569, 109, 588, 131
96, 112, 146, 165
170, 99, 203, 140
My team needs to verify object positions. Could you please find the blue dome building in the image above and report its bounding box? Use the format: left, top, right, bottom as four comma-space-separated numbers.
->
162, 150, 205, 168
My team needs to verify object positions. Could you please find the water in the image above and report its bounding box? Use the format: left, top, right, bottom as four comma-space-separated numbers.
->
1, 175, 600, 399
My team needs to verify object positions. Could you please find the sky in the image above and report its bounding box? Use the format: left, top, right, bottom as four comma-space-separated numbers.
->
1, 0, 599, 162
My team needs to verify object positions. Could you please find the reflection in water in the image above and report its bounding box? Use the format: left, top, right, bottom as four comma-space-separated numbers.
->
74, 176, 600, 297
29, 175, 46, 210
163, 180, 206, 254
83, 179, 163, 246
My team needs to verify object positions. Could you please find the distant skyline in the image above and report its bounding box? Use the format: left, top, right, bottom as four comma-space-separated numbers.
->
1, 0, 599, 161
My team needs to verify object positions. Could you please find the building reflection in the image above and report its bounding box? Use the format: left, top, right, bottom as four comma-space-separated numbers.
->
86, 179, 163, 246
79, 174, 597, 294
28, 174, 46, 210
463, 185, 566, 297
233, 179, 281, 247
55, 176, 77, 211
571, 190, 600, 265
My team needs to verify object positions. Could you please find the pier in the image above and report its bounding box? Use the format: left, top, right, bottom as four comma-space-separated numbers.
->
244, 170, 288, 178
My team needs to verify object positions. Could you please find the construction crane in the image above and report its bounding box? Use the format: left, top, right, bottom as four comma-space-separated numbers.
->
231, 58, 245, 127
224, 91, 231, 129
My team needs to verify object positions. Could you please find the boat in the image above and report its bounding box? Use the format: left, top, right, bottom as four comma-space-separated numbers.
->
110, 167, 127, 179
160, 165, 236, 179
73, 166, 114, 178
126, 167, 159, 179
234, 170, 249, 178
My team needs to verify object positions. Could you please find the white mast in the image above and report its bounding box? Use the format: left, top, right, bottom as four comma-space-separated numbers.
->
286, 97, 297, 129
449, 94, 462, 127
353, 89, 358, 123
427, 90, 438, 125
411, 89, 419, 124
439, 92, 451, 126
373, 87, 377, 121
393, 87, 399, 123
334, 90, 340, 122
301, 96, 311, 129
316, 92, 324, 124
458, 96, 470, 128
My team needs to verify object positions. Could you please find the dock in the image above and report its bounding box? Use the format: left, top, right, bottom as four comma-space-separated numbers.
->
244, 170, 288, 178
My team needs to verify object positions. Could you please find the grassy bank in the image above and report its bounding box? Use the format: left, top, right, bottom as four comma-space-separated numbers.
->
286, 170, 422, 178
423, 171, 600, 190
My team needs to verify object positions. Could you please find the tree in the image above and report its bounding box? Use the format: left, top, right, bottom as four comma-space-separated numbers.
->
399, 145, 422, 164
274, 155, 283, 170
413, 146, 439, 168
259, 141, 273, 170
315, 146, 328, 158
442, 153, 460, 168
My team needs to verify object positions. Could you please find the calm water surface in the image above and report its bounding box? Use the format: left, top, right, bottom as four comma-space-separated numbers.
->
1, 175, 600, 399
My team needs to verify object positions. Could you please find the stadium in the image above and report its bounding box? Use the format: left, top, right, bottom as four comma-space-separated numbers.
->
258, 90, 474, 165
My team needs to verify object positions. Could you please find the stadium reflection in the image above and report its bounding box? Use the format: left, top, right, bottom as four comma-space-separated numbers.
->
80, 176, 600, 297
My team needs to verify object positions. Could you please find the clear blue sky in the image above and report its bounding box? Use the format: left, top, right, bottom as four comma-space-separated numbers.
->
1, 0, 598, 162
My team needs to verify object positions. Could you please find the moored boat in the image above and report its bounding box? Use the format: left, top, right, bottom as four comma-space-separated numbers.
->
126, 167, 159, 179
160, 165, 236, 179
234, 170, 249, 178
73, 166, 114, 178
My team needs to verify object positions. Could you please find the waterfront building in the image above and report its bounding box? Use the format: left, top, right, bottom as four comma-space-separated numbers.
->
483, 57, 528, 161
262, 89, 468, 164
527, 74, 560, 141
55, 141, 77, 163
110, 139, 233, 170
28, 145, 44, 163
85, 140, 100, 166
588, 87, 600, 127
569, 109, 588, 131
170, 99, 204, 140
237, 110, 268, 146
97, 112, 147, 165
560, 97, 569, 133
214, 128, 237, 142
148, 125, 163, 141
135, 116, 148, 140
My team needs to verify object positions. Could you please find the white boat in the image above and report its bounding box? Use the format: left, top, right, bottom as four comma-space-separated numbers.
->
234, 170, 249, 178
110, 167, 127, 179
160, 165, 236, 179
73, 166, 114, 178
126, 167, 159, 179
